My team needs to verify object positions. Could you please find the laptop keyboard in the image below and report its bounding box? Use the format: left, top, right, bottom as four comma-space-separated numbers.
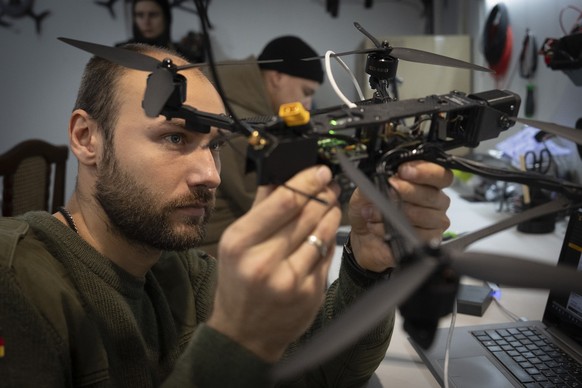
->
472, 326, 582, 387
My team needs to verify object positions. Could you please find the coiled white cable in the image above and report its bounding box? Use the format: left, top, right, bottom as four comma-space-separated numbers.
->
324, 50, 365, 108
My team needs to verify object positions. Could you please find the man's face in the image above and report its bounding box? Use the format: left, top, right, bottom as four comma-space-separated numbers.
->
134, 0, 166, 40
95, 60, 226, 251
271, 74, 320, 111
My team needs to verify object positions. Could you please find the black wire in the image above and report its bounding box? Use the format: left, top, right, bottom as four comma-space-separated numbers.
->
376, 144, 582, 200
446, 155, 582, 199
191, 0, 253, 137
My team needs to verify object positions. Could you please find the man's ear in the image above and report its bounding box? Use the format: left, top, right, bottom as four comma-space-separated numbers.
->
264, 70, 284, 90
69, 109, 102, 166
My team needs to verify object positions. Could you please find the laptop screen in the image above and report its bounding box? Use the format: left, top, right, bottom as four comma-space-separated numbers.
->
542, 207, 582, 348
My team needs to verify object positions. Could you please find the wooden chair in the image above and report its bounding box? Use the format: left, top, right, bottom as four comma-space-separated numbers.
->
0, 139, 69, 216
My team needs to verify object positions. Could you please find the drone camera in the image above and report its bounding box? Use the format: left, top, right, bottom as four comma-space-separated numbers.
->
465, 89, 521, 146
424, 90, 521, 150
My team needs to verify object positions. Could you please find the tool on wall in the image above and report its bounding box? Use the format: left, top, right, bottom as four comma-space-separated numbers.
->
519, 28, 538, 117
0, 0, 50, 34
540, 5, 582, 86
483, 3, 513, 87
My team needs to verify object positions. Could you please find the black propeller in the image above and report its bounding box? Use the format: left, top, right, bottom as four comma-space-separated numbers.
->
302, 21, 492, 102
58, 37, 283, 118
272, 151, 582, 382
58, 37, 161, 72
516, 117, 582, 146
142, 62, 176, 117
450, 251, 582, 292
273, 255, 439, 380
59, 37, 182, 117
443, 196, 572, 251
303, 22, 493, 74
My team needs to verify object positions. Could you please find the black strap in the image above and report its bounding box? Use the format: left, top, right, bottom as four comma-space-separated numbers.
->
343, 233, 393, 286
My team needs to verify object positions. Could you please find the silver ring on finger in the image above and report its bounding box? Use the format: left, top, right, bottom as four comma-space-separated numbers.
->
306, 234, 328, 258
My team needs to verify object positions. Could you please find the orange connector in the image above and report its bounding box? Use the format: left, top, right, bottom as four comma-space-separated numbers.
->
279, 102, 310, 126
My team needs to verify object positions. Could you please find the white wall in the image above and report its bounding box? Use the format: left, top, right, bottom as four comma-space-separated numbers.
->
1, 0, 581, 200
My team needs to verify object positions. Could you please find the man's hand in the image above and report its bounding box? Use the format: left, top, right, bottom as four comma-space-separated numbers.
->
209, 165, 341, 362
348, 161, 453, 273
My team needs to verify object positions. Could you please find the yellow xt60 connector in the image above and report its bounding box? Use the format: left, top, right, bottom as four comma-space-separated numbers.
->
279, 102, 310, 126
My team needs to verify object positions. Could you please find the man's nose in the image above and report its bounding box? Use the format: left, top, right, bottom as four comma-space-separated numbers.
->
186, 148, 221, 189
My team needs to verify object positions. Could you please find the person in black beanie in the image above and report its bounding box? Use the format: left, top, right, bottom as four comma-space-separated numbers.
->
200, 35, 326, 257
256, 35, 324, 113
116, 0, 205, 63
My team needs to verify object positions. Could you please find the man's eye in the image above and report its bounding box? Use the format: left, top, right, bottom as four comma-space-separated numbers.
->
165, 134, 184, 144
208, 137, 227, 152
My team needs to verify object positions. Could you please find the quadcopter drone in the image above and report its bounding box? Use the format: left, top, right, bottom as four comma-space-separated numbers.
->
59, 4, 582, 381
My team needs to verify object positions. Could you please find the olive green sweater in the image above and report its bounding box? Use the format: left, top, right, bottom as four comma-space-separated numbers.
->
0, 212, 394, 387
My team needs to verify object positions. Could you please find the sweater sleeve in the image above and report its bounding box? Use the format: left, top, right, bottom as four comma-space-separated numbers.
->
160, 250, 276, 387
278, 247, 396, 387
0, 266, 73, 388
162, 323, 273, 388
161, 247, 393, 388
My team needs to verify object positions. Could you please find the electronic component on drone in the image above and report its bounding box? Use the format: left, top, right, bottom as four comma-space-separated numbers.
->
256, 89, 521, 185
246, 104, 318, 186
242, 88, 523, 203
278, 102, 310, 126
540, 32, 582, 85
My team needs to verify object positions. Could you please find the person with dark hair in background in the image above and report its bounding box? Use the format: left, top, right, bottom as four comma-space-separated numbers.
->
0, 42, 453, 387
201, 35, 328, 257
116, 0, 205, 63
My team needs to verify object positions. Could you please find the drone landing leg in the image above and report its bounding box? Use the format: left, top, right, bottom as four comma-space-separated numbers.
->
400, 264, 460, 349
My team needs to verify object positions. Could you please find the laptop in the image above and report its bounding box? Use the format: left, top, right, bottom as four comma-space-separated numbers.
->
410, 207, 582, 388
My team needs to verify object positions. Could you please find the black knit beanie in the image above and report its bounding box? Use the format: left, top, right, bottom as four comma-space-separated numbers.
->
258, 36, 324, 84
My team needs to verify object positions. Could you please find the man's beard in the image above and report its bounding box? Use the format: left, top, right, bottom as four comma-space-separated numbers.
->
94, 152, 214, 251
